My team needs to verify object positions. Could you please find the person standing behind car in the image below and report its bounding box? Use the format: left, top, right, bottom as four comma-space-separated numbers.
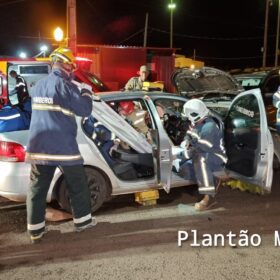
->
273, 86, 280, 134
179, 99, 227, 211
9, 70, 30, 109
25, 47, 96, 243
272, 87, 280, 165
124, 65, 149, 91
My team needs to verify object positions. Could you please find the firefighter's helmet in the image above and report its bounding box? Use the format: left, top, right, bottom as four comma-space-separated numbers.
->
118, 101, 135, 115
182, 99, 209, 124
50, 47, 76, 67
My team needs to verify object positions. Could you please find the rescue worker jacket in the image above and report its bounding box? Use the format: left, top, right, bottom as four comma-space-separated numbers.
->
273, 89, 280, 134
25, 68, 92, 166
186, 116, 227, 165
125, 76, 143, 91
14, 75, 29, 104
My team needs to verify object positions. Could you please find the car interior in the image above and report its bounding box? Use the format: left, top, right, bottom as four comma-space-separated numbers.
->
82, 99, 154, 181
82, 97, 191, 181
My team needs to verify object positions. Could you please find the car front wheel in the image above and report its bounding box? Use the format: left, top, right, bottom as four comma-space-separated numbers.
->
56, 167, 111, 213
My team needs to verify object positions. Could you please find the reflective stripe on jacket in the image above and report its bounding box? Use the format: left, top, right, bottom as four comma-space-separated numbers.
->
187, 117, 227, 165
273, 91, 280, 134
25, 69, 92, 166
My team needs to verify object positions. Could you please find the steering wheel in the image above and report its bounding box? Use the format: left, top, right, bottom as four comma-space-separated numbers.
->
163, 114, 190, 145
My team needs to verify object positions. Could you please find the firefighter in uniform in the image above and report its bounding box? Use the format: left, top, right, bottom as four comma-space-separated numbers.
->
25, 47, 96, 243
273, 87, 280, 165
179, 99, 227, 211
9, 70, 30, 109
273, 86, 280, 134
124, 65, 149, 91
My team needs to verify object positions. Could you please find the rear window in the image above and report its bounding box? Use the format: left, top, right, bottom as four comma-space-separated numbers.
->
19, 65, 49, 74
237, 78, 261, 88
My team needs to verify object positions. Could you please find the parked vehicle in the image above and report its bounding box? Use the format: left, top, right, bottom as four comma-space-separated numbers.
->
0, 68, 274, 212
233, 68, 280, 127
172, 67, 280, 169
0, 58, 109, 109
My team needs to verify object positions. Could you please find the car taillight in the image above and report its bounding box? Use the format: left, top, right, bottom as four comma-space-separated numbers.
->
0, 141, 26, 162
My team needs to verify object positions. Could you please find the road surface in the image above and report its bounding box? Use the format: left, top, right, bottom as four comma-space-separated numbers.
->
0, 170, 280, 280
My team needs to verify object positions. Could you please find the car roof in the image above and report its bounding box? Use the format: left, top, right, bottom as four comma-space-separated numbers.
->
234, 71, 268, 79
96, 91, 187, 101
234, 67, 280, 79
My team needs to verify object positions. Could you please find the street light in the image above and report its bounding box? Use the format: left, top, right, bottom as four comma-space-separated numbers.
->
54, 27, 64, 42
40, 45, 48, 57
19, 52, 27, 59
168, 0, 176, 48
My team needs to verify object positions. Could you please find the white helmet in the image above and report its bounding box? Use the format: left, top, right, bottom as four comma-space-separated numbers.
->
182, 99, 209, 124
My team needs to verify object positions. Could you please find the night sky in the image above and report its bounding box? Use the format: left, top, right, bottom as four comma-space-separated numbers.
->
0, 0, 279, 70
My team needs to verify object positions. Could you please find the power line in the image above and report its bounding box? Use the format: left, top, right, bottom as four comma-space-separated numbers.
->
118, 28, 145, 45
0, 0, 26, 6
196, 54, 275, 61
150, 27, 276, 41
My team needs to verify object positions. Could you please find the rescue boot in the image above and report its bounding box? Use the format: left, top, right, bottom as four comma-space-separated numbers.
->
30, 229, 47, 244
75, 217, 97, 233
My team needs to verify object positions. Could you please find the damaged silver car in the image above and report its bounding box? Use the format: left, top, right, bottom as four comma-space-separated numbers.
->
0, 67, 274, 212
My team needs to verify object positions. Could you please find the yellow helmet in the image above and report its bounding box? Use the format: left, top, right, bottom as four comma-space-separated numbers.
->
50, 47, 76, 66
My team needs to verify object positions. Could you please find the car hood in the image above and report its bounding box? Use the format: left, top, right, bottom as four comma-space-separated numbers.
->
171, 67, 244, 98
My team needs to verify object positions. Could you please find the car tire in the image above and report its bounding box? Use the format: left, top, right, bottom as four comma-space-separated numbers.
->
57, 167, 111, 213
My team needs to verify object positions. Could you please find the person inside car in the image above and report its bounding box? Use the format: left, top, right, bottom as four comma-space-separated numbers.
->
273, 86, 280, 134
178, 99, 227, 211
118, 101, 150, 137
124, 65, 150, 91
272, 87, 280, 165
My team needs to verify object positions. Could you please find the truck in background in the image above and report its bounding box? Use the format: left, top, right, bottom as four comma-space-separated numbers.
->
0, 57, 109, 109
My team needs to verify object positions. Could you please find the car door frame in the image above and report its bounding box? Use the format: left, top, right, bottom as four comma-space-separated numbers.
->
144, 95, 174, 193
224, 88, 274, 193
90, 94, 174, 191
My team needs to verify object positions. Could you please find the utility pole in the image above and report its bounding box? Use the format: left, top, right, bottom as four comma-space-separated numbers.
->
263, 0, 270, 68
67, 0, 77, 54
275, 0, 280, 67
143, 13, 149, 47
168, 0, 176, 48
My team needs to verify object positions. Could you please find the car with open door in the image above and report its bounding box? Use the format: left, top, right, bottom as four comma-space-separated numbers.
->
233, 68, 279, 127
0, 77, 274, 213
172, 66, 279, 170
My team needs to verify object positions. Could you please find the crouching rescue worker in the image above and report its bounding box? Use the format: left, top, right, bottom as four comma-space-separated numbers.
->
179, 99, 227, 211
25, 47, 96, 243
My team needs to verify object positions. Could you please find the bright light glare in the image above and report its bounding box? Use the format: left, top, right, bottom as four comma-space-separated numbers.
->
75, 56, 92, 62
19, 52, 27, 59
54, 27, 64, 42
40, 45, 48, 52
168, 3, 176, 9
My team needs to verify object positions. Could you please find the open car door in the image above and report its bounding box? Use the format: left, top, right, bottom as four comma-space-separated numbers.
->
144, 96, 173, 193
224, 88, 274, 193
